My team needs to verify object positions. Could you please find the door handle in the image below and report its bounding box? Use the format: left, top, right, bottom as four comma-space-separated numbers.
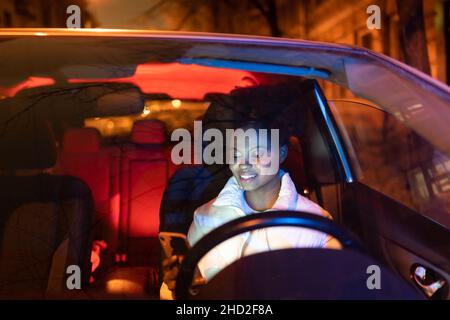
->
411, 264, 448, 299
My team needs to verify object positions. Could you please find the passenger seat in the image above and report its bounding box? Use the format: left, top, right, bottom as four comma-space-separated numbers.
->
0, 119, 94, 298
57, 128, 121, 261
119, 120, 169, 264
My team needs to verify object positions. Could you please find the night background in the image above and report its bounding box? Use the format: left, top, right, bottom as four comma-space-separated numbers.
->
0, 0, 448, 85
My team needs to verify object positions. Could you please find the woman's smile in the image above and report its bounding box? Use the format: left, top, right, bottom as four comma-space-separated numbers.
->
238, 171, 258, 183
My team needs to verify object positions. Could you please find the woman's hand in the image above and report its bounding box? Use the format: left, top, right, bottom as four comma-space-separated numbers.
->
162, 255, 183, 291
162, 255, 206, 292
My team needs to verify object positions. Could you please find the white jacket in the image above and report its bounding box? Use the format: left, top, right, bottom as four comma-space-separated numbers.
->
187, 172, 333, 281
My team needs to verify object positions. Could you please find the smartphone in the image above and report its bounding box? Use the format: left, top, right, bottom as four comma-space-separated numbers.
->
159, 232, 190, 258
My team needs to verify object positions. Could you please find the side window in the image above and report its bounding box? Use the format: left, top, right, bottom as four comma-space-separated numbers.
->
330, 100, 450, 228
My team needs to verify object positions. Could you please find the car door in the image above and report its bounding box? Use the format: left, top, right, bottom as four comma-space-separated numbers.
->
329, 98, 450, 299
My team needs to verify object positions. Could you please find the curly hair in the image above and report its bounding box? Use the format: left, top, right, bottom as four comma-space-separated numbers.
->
203, 81, 306, 146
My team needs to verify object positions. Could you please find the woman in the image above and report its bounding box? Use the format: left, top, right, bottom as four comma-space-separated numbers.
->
161, 84, 340, 299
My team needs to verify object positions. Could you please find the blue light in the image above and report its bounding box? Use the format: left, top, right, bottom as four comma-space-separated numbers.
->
314, 87, 354, 183
269, 217, 307, 225
178, 58, 330, 79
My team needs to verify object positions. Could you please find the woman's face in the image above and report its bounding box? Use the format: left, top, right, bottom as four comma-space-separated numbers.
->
229, 129, 287, 191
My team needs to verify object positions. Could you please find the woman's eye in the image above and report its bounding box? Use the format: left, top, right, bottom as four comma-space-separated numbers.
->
253, 150, 266, 159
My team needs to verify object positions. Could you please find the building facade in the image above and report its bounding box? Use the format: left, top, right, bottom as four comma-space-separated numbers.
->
0, 0, 447, 86
301, 0, 448, 85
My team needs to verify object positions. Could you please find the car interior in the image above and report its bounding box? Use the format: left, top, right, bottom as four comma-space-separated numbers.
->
0, 56, 448, 299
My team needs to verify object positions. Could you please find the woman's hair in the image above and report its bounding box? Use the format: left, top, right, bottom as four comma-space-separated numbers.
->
203, 82, 306, 146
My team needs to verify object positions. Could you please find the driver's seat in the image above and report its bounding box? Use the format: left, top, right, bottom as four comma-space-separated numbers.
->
159, 164, 231, 235
158, 164, 230, 295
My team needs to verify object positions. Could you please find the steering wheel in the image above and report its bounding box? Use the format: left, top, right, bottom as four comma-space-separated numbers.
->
175, 210, 364, 299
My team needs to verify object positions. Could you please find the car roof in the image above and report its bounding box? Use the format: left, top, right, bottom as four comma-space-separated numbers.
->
0, 28, 354, 48
0, 28, 447, 91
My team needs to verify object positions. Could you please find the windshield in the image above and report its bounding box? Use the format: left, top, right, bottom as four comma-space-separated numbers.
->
0, 33, 448, 300
0, 34, 448, 155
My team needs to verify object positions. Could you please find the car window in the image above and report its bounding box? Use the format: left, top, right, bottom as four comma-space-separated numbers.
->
330, 99, 450, 229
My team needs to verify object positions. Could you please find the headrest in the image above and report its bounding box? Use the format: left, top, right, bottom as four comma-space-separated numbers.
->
0, 119, 56, 170
131, 119, 167, 144
63, 128, 101, 153
289, 136, 301, 149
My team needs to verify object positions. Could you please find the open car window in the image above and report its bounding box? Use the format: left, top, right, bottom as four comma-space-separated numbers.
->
330, 99, 450, 229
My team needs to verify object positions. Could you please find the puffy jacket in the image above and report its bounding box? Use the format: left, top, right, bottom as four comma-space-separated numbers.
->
187, 171, 334, 281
